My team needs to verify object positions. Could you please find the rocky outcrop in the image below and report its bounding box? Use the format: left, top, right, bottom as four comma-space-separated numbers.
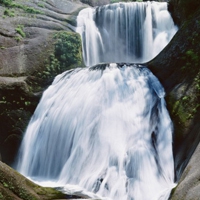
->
170, 143, 200, 200
0, 160, 88, 199
0, 0, 86, 165
0, 161, 67, 200
169, 0, 200, 26
147, 0, 200, 199
148, 2, 200, 178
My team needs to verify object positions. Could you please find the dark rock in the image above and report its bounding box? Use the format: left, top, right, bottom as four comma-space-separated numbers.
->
147, 1, 200, 199
0, 161, 67, 199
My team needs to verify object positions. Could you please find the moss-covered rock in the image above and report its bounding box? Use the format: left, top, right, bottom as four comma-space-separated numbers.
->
0, 161, 68, 200
148, 6, 200, 179
147, 1, 200, 198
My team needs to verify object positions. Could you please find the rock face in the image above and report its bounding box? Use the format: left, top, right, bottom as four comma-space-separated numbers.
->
0, 0, 86, 165
170, 143, 200, 200
0, 161, 67, 200
147, 0, 200, 199
148, 1, 200, 177
169, 0, 200, 26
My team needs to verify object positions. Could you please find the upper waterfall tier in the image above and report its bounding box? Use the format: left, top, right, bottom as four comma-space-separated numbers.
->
76, 1, 178, 66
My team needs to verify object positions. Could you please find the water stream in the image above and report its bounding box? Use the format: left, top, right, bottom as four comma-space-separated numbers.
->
16, 2, 177, 200
76, 1, 177, 66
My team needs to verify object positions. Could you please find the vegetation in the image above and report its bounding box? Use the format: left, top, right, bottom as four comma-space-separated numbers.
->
40, 31, 82, 82
0, 0, 13, 6
37, 2, 45, 8
0, 161, 66, 200
167, 45, 200, 147
54, 31, 82, 67
3, 8, 15, 17
0, 0, 44, 14
15, 25, 26, 38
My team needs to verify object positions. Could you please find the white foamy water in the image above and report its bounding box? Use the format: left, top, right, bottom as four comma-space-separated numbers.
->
16, 64, 175, 200
76, 1, 177, 66
16, 1, 177, 199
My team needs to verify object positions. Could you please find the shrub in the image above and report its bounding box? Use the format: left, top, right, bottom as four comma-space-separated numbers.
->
54, 32, 82, 67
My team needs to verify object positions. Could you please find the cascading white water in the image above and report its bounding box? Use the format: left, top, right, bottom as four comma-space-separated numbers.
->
17, 64, 175, 200
76, 1, 177, 66
16, 1, 177, 200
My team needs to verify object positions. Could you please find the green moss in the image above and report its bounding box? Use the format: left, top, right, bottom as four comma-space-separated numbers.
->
23, 6, 43, 14
37, 3, 45, 8
167, 66, 200, 146
14, 36, 22, 42
3, 182, 9, 188
31, 31, 83, 85
15, 25, 26, 38
181, 49, 199, 74
3, 8, 15, 17
0, 0, 13, 6
0, 0, 44, 14
170, 185, 178, 197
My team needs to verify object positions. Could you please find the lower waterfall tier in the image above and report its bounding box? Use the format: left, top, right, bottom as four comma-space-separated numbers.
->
16, 64, 175, 200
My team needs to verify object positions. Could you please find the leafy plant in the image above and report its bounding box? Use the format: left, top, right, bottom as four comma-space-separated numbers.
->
54, 31, 82, 67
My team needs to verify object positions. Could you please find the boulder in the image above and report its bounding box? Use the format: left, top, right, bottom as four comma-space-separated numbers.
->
0, 161, 66, 200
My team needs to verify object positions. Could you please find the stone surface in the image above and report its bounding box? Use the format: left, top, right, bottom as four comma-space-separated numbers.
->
0, 0, 86, 165
170, 143, 200, 200
0, 161, 67, 199
147, 7, 200, 180
147, 1, 200, 199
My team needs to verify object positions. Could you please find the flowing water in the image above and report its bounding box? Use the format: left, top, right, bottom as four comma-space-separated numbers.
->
16, 2, 177, 200
76, 1, 177, 66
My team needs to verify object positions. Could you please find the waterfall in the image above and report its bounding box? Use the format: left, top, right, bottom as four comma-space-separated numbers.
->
16, 64, 175, 200
76, 2, 177, 66
16, 1, 177, 200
